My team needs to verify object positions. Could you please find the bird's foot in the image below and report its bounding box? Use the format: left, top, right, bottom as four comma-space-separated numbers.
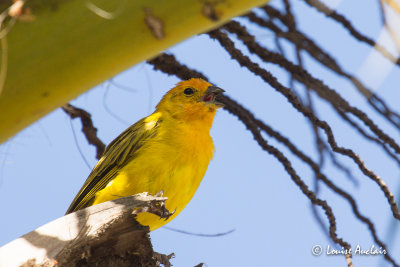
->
132, 192, 175, 220
154, 190, 164, 197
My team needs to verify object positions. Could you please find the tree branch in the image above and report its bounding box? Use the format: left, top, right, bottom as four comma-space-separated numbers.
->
62, 103, 106, 160
0, 193, 173, 267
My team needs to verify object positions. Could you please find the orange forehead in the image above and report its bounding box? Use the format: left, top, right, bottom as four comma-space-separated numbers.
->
170, 78, 213, 94
156, 78, 219, 120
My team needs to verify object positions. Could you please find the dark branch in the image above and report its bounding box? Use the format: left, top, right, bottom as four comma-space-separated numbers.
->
224, 18, 400, 155
257, 6, 400, 131
147, 53, 353, 267
62, 103, 106, 160
302, 0, 400, 65
206, 28, 400, 222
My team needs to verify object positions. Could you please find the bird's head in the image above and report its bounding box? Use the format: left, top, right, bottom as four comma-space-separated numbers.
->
156, 78, 225, 124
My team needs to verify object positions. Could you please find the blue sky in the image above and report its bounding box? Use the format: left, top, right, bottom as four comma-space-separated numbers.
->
1, 0, 400, 266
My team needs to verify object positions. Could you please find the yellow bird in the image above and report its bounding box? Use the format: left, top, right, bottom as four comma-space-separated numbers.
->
66, 78, 224, 231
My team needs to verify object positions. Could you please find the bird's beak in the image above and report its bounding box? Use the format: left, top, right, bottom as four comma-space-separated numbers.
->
201, 85, 225, 108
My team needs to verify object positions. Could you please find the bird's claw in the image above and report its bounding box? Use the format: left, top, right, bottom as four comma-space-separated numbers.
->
154, 190, 164, 197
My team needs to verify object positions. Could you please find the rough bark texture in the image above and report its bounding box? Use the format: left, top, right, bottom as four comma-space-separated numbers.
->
0, 193, 173, 267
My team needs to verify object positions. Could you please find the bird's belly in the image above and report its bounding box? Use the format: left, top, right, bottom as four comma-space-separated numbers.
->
92, 148, 210, 231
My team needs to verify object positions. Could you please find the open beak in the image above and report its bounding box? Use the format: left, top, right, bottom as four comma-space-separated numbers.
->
201, 85, 225, 108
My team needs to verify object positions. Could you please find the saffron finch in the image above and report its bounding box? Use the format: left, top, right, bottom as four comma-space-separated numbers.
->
66, 78, 224, 231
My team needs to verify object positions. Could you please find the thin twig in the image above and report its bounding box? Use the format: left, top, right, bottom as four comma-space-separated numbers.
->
163, 227, 235, 237
302, 0, 400, 65
258, 6, 400, 131
62, 103, 105, 160
281, 0, 331, 242
68, 118, 91, 169
147, 53, 354, 266
227, 18, 400, 155
222, 94, 398, 267
207, 29, 400, 221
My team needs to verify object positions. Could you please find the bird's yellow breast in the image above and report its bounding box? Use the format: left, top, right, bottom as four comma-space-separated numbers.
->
92, 112, 215, 230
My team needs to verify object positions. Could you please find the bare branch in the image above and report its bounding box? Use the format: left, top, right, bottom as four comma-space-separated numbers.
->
224, 19, 400, 154
207, 29, 400, 221
302, 0, 400, 65
62, 103, 106, 160
0, 193, 173, 267
257, 6, 400, 131
147, 53, 354, 267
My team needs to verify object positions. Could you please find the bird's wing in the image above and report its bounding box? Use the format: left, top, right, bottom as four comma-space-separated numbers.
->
66, 114, 162, 214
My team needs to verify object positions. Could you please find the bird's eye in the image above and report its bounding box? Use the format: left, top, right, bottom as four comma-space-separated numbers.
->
184, 88, 194, 95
